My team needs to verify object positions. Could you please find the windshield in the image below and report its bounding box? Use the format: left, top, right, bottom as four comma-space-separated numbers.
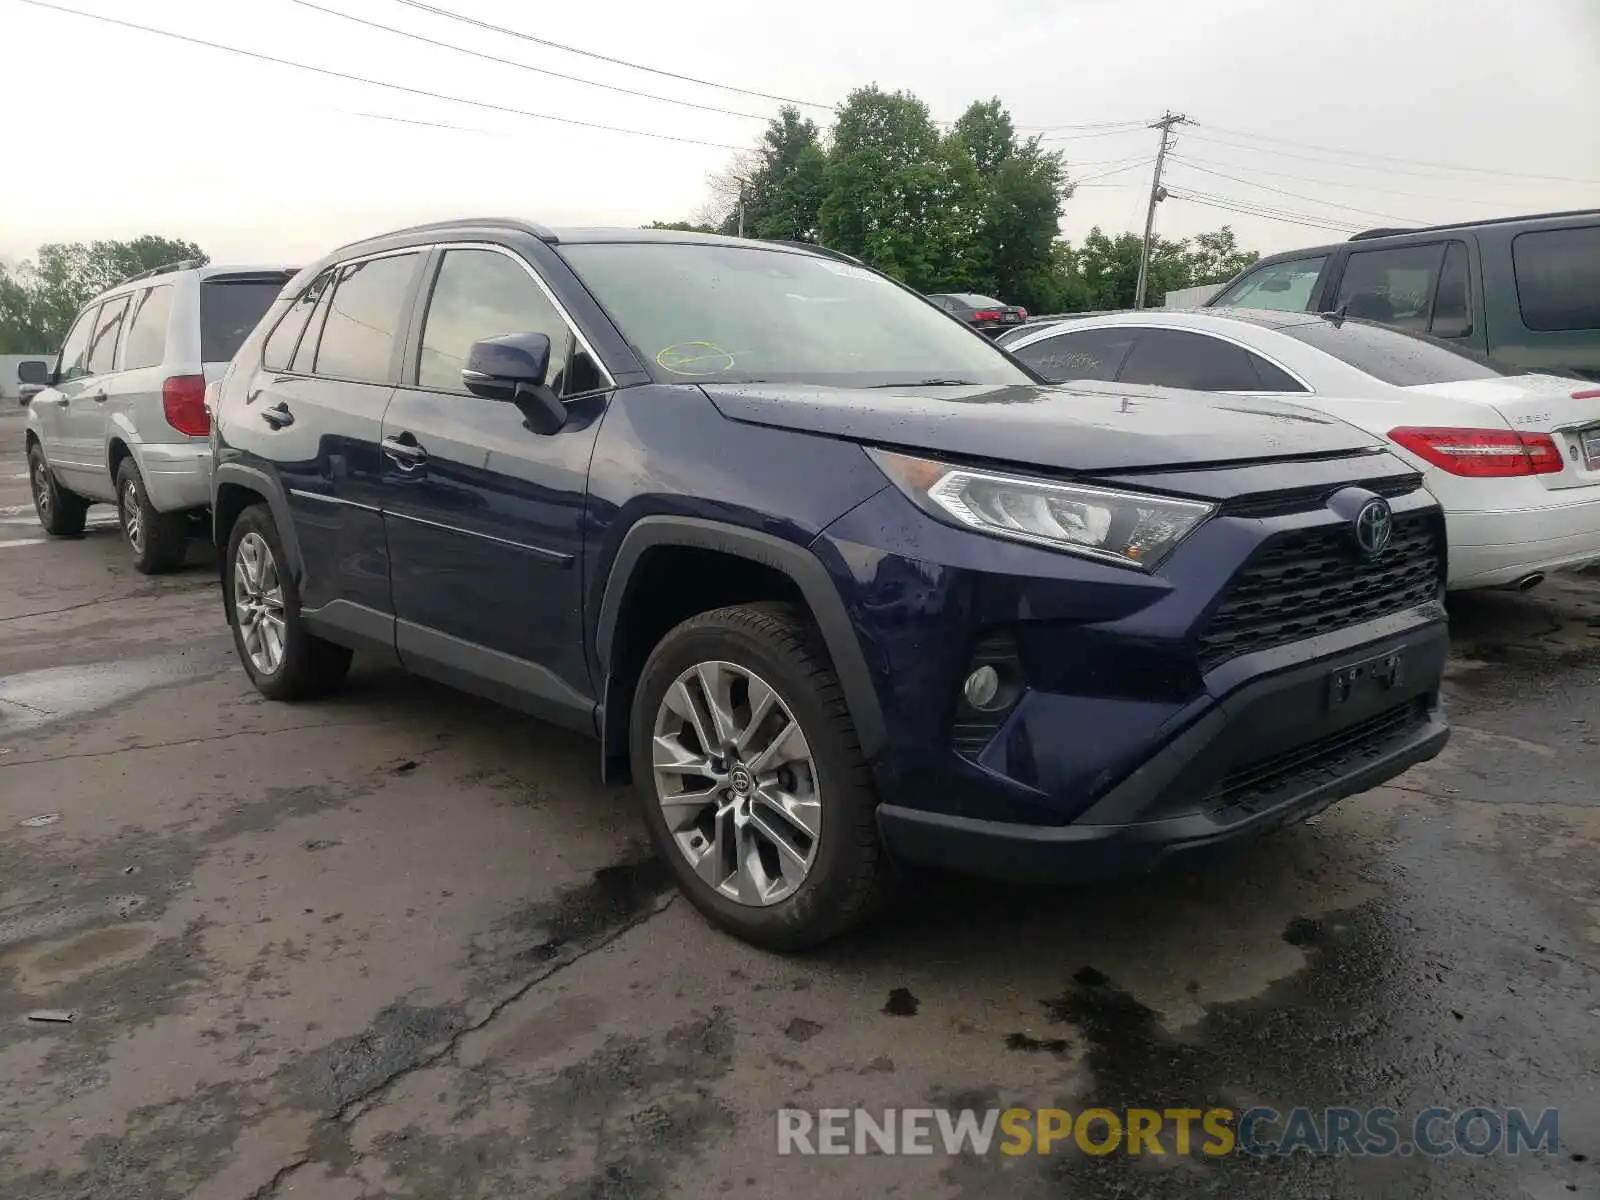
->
558, 242, 1031, 388
1276, 317, 1527, 386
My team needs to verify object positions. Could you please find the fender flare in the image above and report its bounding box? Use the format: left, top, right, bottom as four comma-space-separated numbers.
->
211, 462, 305, 581
595, 516, 886, 762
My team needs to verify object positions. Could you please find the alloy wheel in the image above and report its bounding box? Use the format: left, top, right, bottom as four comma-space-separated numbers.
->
121, 478, 144, 554
651, 660, 822, 906
31, 457, 52, 522
234, 532, 287, 675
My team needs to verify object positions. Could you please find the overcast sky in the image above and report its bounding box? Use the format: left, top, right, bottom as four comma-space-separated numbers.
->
4, 0, 1598, 269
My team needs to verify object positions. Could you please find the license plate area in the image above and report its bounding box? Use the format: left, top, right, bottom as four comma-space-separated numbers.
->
1581, 426, 1600, 472
1327, 650, 1405, 710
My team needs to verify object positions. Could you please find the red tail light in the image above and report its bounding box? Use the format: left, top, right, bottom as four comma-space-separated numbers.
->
1572, 388, 1600, 400
972, 309, 1002, 322
162, 375, 210, 436
1389, 427, 1562, 477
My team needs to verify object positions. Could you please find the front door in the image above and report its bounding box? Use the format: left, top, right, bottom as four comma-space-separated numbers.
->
63, 293, 132, 500
35, 303, 101, 491
379, 245, 611, 723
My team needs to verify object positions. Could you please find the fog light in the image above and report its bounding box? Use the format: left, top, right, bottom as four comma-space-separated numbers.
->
962, 664, 1002, 710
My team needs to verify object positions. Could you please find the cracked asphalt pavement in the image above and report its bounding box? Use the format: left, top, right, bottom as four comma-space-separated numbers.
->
1, 408, 1597, 1199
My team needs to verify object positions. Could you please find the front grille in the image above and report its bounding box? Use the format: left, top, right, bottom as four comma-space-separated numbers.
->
1204, 700, 1428, 822
1198, 511, 1442, 672
1220, 476, 1422, 519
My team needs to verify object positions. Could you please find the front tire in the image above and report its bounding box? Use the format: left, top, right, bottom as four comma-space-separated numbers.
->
223, 504, 352, 700
28, 442, 88, 537
631, 603, 893, 950
115, 458, 189, 574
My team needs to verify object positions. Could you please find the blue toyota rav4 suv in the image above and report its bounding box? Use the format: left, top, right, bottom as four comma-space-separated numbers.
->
211, 220, 1450, 949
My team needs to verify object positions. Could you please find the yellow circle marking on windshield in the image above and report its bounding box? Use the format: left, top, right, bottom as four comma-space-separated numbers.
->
656, 341, 736, 376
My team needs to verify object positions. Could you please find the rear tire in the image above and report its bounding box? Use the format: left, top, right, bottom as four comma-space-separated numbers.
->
223, 504, 352, 700
28, 442, 88, 537
116, 458, 188, 574
631, 603, 894, 951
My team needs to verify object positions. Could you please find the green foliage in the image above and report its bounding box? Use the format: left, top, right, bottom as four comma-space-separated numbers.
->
0, 235, 208, 353
645, 221, 718, 233
659, 88, 1263, 317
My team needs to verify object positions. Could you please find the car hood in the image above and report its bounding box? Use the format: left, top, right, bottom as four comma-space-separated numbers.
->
702, 381, 1383, 475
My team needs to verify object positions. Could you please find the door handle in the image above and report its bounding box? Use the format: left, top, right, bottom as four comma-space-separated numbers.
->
382, 434, 428, 471
260, 402, 294, 429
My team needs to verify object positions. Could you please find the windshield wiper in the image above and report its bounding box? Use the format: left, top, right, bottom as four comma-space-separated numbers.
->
869, 378, 978, 388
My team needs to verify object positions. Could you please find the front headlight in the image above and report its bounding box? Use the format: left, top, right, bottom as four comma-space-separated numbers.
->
868, 448, 1215, 571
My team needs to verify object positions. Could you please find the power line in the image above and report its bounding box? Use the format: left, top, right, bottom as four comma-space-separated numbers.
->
14, 0, 743, 151
1073, 159, 1153, 184
1184, 130, 1600, 189
388, 0, 834, 111
293, 0, 770, 121
1165, 159, 1420, 226
1170, 153, 1533, 209
1039, 126, 1154, 143
1203, 122, 1600, 186
1166, 188, 1363, 234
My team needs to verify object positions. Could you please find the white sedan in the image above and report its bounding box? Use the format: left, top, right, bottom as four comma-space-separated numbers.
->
1002, 309, 1600, 590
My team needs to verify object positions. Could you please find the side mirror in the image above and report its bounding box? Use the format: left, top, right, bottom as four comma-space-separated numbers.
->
18, 383, 45, 406
16, 359, 49, 385
462, 332, 566, 435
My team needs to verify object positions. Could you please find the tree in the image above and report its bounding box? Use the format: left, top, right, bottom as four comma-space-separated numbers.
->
728, 107, 830, 243
644, 220, 718, 233
819, 87, 975, 292
1185, 226, 1259, 287
0, 235, 208, 352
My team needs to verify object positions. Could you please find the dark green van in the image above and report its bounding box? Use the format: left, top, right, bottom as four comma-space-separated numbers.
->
1204, 208, 1600, 380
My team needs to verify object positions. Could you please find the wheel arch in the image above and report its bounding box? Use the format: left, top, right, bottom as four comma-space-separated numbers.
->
211, 463, 304, 582
595, 516, 886, 784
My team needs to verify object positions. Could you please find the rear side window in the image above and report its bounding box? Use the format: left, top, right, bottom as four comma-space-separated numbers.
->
1279, 318, 1520, 386
1010, 328, 1137, 381
1118, 329, 1264, 391
121, 285, 174, 370
314, 253, 423, 382
1333, 242, 1465, 333
1249, 354, 1307, 392
1210, 256, 1326, 312
1429, 242, 1473, 338
56, 304, 100, 383
1513, 226, 1600, 332
202, 278, 292, 363
263, 273, 330, 371
86, 295, 131, 375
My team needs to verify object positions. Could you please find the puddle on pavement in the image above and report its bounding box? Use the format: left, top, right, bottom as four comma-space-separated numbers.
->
0, 654, 220, 736
3, 924, 159, 992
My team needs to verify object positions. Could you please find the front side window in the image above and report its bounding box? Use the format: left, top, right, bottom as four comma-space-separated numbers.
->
122, 285, 174, 371
86, 294, 131, 376
56, 304, 101, 383
1513, 225, 1600, 332
1010, 328, 1137, 382
1210, 256, 1327, 312
313, 253, 423, 382
418, 249, 577, 394
558, 243, 1031, 389
1333, 243, 1450, 331
1279, 318, 1522, 387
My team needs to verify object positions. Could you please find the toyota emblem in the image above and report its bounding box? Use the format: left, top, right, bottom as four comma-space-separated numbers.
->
1353, 498, 1394, 558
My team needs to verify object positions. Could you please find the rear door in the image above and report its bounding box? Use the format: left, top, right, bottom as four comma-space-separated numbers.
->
245, 251, 426, 614
1494, 221, 1600, 380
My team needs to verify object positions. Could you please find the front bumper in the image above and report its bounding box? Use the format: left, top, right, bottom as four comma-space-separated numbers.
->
877, 619, 1449, 883
135, 439, 212, 513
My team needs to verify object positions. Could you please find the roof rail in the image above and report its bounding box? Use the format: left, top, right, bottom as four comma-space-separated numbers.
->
116, 258, 207, 286
379, 217, 560, 244
764, 239, 867, 267
1347, 207, 1600, 242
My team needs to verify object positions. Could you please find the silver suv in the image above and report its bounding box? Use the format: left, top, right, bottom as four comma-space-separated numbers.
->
24, 260, 296, 572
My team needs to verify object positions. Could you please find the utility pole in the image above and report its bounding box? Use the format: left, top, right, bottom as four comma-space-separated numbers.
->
1134, 111, 1190, 309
